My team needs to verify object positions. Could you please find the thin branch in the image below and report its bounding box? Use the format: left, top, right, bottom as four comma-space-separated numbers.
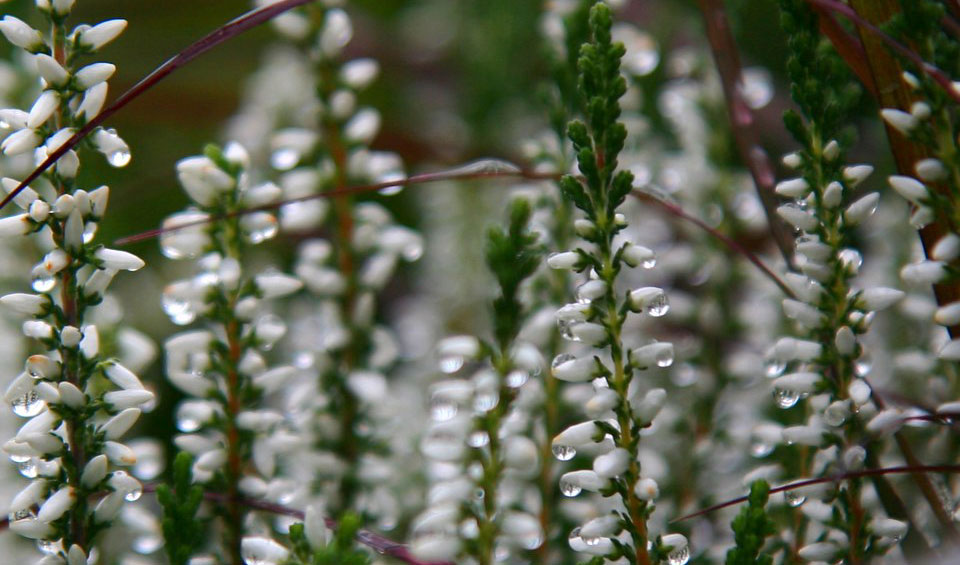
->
113, 164, 795, 298
672, 464, 960, 523
697, 0, 797, 271
805, 0, 960, 105
0, 0, 315, 212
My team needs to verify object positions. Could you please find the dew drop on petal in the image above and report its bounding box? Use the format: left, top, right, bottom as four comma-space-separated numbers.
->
161, 293, 197, 326
667, 544, 690, 565
785, 490, 806, 507
765, 358, 787, 378
559, 475, 582, 497
18, 458, 38, 478
32, 275, 55, 293
108, 149, 131, 168
11, 389, 44, 417
270, 148, 300, 171
133, 533, 162, 554
646, 294, 670, 317
505, 370, 528, 388
124, 484, 143, 502
774, 388, 801, 409
551, 353, 575, 370
430, 399, 457, 422
36, 539, 62, 556
468, 431, 489, 448
750, 442, 774, 458
552, 444, 576, 461
438, 355, 464, 374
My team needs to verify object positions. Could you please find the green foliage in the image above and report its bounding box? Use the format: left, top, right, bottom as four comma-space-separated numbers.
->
286, 513, 371, 565
564, 2, 635, 224
157, 452, 207, 565
485, 198, 543, 347
778, 0, 860, 141
725, 481, 776, 565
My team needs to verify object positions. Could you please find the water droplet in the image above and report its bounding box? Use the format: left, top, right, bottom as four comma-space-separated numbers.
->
552, 444, 576, 461
667, 544, 690, 565
36, 538, 62, 555
785, 490, 806, 507
270, 148, 300, 170
124, 484, 143, 502
750, 442, 774, 458
568, 527, 582, 543
448, 159, 521, 176
378, 184, 403, 196
438, 355, 464, 374
765, 358, 787, 378
473, 392, 498, 412
556, 318, 576, 341
505, 370, 528, 388
9, 508, 34, 523
473, 488, 485, 500
108, 149, 131, 168
839, 248, 863, 272
559, 476, 582, 497
32, 274, 55, 292
18, 458, 38, 478
739, 67, 774, 109
646, 294, 670, 317
401, 239, 423, 262
774, 388, 801, 409
460, 518, 479, 539
520, 531, 543, 550
11, 389, 44, 417
656, 347, 674, 368
854, 355, 872, 377
83, 222, 97, 243
582, 534, 602, 546
242, 213, 279, 244
551, 353, 575, 369
430, 399, 457, 422
823, 404, 848, 427
468, 431, 489, 447
133, 533, 162, 554
642, 256, 657, 269
161, 293, 196, 326
176, 415, 201, 433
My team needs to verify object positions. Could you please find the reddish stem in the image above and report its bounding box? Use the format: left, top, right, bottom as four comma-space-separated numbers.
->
0, 0, 315, 212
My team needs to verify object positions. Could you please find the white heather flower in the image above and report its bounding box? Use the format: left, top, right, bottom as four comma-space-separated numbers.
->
822, 184, 845, 207
2, 128, 42, 155
843, 164, 873, 186
631, 342, 674, 368
411, 535, 460, 561
774, 372, 820, 393
632, 388, 666, 425
304, 506, 329, 549
569, 322, 606, 345
777, 204, 818, 231
341, 58, 379, 89
319, 9, 352, 56
915, 158, 947, 181
580, 514, 619, 539
344, 108, 380, 144
782, 299, 823, 326
559, 470, 607, 492
888, 175, 929, 203
881, 108, 918, 135
9, 518, 54, 539
79, 19, 127, 51
799, 542, 839, 561
593, 447, 629, 478
901, 261, 947, 285
935, 302, 960, 326
627, 286, 666, 313
104, 362, 145, 391
553, 421, 600, 448
858, 287, 905, 311
634, 477, 659, 500
94, 248, 145, 271
80, 455, 109, 488
835, 326, 856, 356
436, 335, 480, 359
0, 293, 49, 316
93, 492, 124, 523
873, 518, 908, 539
782, 425, 824, 446
932, 233, 960, 262
27, 90, 59, 129
621, 242, 655, 268
99, 408, 140, 440
661, 533, 688, 554
848, 379, 872, 405
241, 537, 289, 564
23, 320, 54, 339
37, 486, 76, 523
782, 152, 802, 168
547, 250, 582, 270
77, 82, 108, 119
552, 355, 596, 382
75, 63, 116, 89
774, 177, 810, 198
843, 192, 879, 226
938, 339, 960, 361
0, 16, 44, 51
176, 156, 234, 205
34, 55, 69, 88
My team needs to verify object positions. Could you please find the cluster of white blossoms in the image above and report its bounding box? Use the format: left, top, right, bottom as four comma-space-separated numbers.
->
160, 142, 305, 560
227, 2, 422, 530
0, 1, 154, 562
759, 114, 910, 558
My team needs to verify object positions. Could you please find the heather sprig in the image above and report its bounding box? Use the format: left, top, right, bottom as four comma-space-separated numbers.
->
0, 2, 152, 562
160, 142, 302, 564
412, 197, 545, 563
548, 3, 681, 564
